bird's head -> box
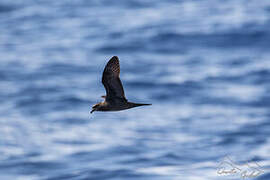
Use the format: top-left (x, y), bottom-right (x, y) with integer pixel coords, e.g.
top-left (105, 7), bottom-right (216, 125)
top-left (90, 103), bottom-right (101, 113)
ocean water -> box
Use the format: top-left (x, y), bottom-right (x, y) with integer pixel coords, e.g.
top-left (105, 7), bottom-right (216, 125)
top-left (0, 0), bottom-right (270, 179)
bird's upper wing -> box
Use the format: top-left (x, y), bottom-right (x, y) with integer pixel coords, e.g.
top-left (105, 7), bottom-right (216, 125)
top-left (102, 56), bottom-right (127, 103)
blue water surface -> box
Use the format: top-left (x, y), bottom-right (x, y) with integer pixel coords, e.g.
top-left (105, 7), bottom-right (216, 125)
top-left (0, 0), bottom-right (270, 179)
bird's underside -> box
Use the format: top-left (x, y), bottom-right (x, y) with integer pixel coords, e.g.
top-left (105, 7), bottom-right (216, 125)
top-left (96, 99), bottom-right (151, 112)
top-left (91, 56), bottom-right (151, 113)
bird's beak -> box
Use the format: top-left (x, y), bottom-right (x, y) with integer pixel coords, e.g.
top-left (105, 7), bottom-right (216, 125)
top-left (90, 108), bottom-right (96, 114)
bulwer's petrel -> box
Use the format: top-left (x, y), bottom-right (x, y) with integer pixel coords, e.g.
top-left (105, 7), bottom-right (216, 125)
top-left (91, 56), bottom-right (151, 113)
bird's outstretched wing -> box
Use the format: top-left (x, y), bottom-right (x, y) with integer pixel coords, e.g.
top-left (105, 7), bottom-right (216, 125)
top-left (102, 56), bottom-right (127, 103)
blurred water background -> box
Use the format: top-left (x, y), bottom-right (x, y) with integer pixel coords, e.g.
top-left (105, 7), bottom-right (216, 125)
top-left (0, 0), bottom-right (270, 179)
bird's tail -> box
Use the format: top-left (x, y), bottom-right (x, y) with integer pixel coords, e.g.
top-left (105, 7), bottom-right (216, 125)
top-left (128, 102), bottom-right (152, 108)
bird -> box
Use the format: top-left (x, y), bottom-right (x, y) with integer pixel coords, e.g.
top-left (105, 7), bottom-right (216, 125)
top-left (91, 56), bottom-right (151, 113)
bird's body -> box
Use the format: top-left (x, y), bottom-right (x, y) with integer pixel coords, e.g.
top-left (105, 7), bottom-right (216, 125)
top-left (91, 56), bottom-right (151, 113)
top-left (93, 100), bottom-right (150, 112)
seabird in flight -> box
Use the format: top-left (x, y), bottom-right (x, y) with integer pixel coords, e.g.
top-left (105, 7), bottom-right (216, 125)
top-left (91, 56), bottom-right (151, 113)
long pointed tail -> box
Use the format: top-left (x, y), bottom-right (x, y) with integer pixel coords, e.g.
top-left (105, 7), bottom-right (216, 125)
top-left (128, 102), bottom-right (152, 108)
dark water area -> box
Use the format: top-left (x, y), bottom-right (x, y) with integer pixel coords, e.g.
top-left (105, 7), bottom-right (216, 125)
top-left (0, 0), bottom-right (270, 179)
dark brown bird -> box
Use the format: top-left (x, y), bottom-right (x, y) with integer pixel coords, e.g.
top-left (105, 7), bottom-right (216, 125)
top-left (91, 56), bottom-right (151, 113)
